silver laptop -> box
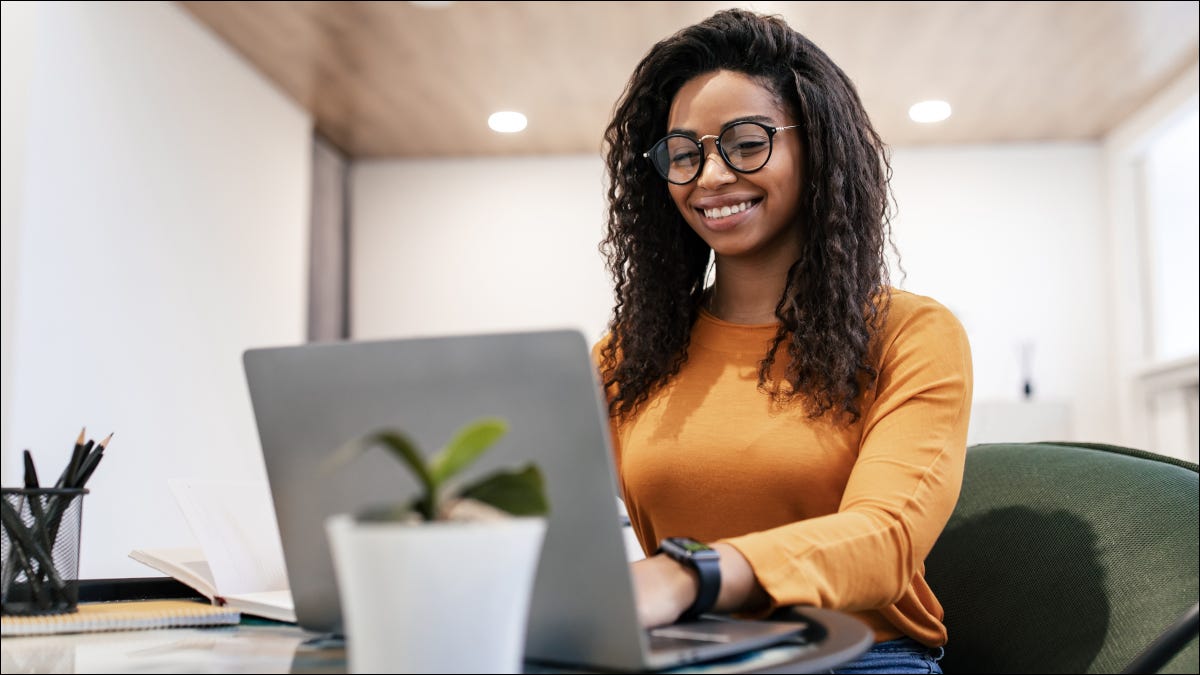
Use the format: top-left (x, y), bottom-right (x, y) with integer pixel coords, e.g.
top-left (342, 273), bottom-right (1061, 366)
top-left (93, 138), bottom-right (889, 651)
top-left (243, 329), bottom-right (808, 671)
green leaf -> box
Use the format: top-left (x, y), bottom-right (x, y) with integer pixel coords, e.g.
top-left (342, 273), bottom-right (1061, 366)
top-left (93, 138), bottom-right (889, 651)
top-left (429, 417), bottom-right (509, 486)
top-left (458, 464), bottom-right (549, 517)
top-left (325, 429), bottom-right (439, 521)
top-left (373, 431), bottom-right (438, 520)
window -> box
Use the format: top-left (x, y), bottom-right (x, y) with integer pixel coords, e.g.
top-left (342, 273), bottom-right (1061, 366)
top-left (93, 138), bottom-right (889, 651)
top-left (1135, 104), bottom-right (1199, 463)
top-left (1141, 108), bottom-right (1199, 362)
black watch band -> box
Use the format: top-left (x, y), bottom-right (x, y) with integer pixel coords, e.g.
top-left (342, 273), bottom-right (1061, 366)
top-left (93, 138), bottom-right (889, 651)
top-left (658, 537), bottom-right (721, 621)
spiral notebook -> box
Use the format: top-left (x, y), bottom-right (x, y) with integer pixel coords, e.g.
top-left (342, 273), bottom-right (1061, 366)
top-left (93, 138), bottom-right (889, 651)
top-left (1, 599), bottom-right (240, 636)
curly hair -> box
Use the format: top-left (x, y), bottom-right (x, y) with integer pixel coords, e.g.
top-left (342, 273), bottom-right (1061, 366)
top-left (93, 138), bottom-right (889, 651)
top-left (599, 8), bottom-right (895, 423)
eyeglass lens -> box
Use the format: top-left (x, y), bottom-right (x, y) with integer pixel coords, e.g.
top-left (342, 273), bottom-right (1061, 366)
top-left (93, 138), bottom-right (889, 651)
top-left (649, 122), bottom-right (775, 184)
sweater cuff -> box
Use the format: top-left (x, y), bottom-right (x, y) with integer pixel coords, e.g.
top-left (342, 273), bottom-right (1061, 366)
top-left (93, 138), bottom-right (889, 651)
top-left (722, 531), bottom-right (829, 613)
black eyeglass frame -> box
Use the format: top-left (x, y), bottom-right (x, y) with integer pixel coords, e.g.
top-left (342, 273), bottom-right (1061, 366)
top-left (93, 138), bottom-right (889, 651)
top-left (642, 121), bottom-right (802, 185)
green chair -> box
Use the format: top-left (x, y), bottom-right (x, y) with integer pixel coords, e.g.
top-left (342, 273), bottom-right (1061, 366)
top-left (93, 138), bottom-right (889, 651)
top-left (924, 442), bottom-right (1199, 674)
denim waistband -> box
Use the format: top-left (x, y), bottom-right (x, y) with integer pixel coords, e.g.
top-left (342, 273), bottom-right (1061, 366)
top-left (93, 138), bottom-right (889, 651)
top-left (873, 636), bottom-right (944, 660)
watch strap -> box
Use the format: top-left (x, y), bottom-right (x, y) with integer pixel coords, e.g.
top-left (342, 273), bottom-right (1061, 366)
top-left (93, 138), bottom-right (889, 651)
top-left (659, 538), bottom-right (722, 621)
top-left (682, 551), bottom-right (720, 620)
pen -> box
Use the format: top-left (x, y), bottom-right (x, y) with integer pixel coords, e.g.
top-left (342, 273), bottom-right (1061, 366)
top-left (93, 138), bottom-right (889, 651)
top-left (1, 498), bottom-right (63, 599)
top-left (21, 448), bottom-right (54, 578)
top-left (23, 450), bottom-right (40, 489)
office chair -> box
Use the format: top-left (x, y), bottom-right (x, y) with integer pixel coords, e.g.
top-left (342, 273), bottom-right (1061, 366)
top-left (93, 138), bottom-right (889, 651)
top-left (924, 442), bottom-right (1199, 674)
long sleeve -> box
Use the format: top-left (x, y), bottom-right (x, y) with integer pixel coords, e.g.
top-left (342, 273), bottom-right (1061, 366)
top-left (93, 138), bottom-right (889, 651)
top-left (601, 290), bottom-right (973, 645)
top-left (723, 297), bottom-right (972, 635)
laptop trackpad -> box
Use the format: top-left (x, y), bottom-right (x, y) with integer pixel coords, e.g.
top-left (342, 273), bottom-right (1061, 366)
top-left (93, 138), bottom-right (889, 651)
top-left (648, 618), bottom-right (808, 654)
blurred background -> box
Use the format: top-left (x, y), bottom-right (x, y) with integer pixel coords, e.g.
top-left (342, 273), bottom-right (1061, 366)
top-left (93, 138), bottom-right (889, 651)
top-left (2, 1), bottom-right (1197, 578)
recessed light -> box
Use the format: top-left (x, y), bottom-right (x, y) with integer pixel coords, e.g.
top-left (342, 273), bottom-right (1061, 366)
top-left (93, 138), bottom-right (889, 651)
top-left (908, 100), bottom-right (952, 124)
top-left (488, 111), bottom-right (527, 133)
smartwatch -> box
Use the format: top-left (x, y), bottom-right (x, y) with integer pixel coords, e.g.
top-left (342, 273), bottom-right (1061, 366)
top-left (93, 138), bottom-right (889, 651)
top-left (657, 537), bottom-right (721, 621)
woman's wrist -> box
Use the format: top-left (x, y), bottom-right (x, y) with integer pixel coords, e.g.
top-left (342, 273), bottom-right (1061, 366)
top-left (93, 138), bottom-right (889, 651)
top-left (637, 543), bottom-right (767, 622)
top-left (654, 552), bottom-right (702, 618)
top-left (630, 552), bottom-right (703, 627)
top-left (711, 542), bottom-right (768, 612)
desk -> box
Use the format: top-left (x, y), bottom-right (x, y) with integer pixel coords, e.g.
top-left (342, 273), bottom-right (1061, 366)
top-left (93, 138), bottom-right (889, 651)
top-left (1, 606), bottom-right (871, 674)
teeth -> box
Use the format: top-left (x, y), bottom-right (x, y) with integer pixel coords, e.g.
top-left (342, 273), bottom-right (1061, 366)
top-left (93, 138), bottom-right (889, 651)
top-left (703, 201), bottom-right (752, 220)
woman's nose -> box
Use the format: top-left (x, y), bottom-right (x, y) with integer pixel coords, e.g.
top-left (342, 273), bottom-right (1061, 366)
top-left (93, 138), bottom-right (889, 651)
top-left (696, 151), bottom-right (736, 189)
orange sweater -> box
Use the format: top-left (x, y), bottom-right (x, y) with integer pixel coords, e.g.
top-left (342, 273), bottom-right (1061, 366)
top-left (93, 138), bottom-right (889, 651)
top-left (595, 290), bottom-right (972, 646)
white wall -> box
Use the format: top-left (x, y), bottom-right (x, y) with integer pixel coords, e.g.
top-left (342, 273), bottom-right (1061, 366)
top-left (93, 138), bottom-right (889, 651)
top-left (1, 2), bottom-right (311, 578)
top-left (1, 1), bottom-right (37, 498)
top-left (352, 156), bottom-right (614, 346)
top-left (888, 143), bottom-right (1111, 443)
top-left (352, 145), bottom-right (1113, 443)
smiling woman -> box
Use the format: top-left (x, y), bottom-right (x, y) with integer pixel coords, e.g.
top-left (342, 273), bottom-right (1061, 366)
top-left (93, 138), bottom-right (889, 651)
top-left (659, 71), bottom-right (806, 290)
top-left (594, 9), bottom-right (972, 674)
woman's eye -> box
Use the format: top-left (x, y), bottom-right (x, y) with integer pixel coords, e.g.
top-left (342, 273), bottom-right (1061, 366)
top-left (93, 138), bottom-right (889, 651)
top-left (731, 140), bottom-right (768, 154)
top-left (670, 151), bottom-right (701, 166)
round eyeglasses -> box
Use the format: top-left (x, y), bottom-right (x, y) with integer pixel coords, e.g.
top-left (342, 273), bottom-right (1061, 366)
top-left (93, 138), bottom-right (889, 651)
top-left (643, 121), bottom-right (801, 185)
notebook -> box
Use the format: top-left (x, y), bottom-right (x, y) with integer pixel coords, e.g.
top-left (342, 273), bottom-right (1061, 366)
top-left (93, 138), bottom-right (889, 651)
top-left (242, 329), bottom-right (808, 671)
top-left (0, 599), bottom-right (240, 636)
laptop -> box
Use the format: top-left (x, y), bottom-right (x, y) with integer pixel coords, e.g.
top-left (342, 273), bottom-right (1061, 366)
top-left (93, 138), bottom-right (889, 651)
top-left (243, 329), bottom-right (809, 671)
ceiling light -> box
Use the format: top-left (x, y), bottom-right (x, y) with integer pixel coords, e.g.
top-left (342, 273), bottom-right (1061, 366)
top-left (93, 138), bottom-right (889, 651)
top-left (488, 111), bottom-right (527, 133)
top-left (908, 100), bottom-right (952, 124)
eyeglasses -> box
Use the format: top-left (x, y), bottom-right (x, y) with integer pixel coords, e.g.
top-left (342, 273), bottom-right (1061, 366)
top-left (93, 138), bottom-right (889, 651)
top-left (643, 121), bottom-right (801, 185)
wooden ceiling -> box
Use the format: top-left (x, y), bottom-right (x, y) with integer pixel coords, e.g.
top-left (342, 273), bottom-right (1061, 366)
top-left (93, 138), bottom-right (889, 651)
top-left (179, 1), bottom-right (1199, 159)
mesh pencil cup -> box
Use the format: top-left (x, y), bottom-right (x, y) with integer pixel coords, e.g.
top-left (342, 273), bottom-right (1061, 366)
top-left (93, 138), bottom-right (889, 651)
top-left (1, 488), bottom-right (88, 615)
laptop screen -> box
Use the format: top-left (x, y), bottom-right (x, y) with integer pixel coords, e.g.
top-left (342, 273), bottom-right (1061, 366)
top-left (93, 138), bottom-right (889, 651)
top-left (245, 330), bottom-right (652, 669)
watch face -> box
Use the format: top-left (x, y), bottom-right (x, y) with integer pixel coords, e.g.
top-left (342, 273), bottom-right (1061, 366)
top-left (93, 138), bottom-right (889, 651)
top-left (664, 537), bottom-right (719, 560)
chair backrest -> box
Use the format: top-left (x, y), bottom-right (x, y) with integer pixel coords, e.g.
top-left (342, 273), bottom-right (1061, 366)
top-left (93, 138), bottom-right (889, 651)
top-left (925, 442), bottom-right (1199, 674)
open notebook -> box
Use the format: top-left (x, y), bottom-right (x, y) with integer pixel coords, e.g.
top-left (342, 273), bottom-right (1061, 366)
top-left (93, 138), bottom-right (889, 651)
top-left (128, 479), bottom-right (294, 623)
top-left (244, 329), bottom-right (809, 671)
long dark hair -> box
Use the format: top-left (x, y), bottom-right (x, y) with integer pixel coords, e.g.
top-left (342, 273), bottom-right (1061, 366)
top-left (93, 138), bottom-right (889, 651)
top-left (599, 8), bottom-right (895, 423)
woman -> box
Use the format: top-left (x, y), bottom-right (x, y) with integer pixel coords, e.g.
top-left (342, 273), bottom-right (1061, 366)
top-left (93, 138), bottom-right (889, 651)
top-left (594, 9), bottom-right (972, 674)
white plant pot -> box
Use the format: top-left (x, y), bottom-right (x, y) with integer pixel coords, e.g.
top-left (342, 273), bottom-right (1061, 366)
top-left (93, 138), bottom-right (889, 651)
top-left (325, 514), bottom-right (547, 674)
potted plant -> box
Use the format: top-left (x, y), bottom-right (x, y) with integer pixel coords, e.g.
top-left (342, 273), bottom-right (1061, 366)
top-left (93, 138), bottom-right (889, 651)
top-left (323, 416), bottom-right (549, 674)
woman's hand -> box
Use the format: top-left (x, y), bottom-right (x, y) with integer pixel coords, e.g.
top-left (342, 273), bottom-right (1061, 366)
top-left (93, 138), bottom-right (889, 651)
top-left (630, 542), bottom-right (770, 628)
top-left (630, 553), bottom-right (698, 628)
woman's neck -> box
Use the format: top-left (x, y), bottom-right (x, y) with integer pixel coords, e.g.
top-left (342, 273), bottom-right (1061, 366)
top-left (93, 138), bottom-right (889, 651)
top-left (707, 259), bottom-right (790, 325)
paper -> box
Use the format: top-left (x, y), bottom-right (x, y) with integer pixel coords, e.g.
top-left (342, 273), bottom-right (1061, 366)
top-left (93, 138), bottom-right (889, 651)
top-left (167, 479), bottom-right (290, 597)
top-left (128, 480), bottom-right (295, 623)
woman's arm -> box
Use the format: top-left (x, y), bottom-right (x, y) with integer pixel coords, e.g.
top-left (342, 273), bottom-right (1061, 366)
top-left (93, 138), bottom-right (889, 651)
top-left (631, 297), bottom-right (972, 626)
top-left (631, 542), bottom-right (767, 627)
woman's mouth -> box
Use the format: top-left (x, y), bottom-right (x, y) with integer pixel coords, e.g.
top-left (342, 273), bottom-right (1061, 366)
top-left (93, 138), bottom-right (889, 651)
top-left (701, 200), bottom-right (756, 220)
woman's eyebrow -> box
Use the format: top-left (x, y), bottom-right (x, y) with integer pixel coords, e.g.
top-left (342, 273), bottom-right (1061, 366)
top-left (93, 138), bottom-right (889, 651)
top-left (666, 114), bottom-right (778, 136)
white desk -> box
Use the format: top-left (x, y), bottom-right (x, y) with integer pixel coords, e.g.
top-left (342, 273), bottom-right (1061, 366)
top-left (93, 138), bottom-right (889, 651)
top-left (1, 607), bottom-right (872, 674)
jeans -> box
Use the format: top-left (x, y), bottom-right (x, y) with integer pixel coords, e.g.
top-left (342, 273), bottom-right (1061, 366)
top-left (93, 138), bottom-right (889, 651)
top-left (831, 637), bottom-right (944, 674)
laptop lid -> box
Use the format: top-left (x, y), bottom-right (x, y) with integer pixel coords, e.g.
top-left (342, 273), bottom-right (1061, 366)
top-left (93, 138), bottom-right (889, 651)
top-left (243, 329), bottom-right (803, 671)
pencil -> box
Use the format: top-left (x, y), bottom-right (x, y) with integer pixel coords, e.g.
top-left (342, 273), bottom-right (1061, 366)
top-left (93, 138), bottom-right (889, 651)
top-left (56, 428), bottom-right (87, 488)
top-left (72, 433), bottom-right (113, 489)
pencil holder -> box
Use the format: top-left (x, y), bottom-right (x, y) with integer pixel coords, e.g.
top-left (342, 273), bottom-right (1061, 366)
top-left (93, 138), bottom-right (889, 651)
top-left (1, 487), bottom-right (88, 615)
